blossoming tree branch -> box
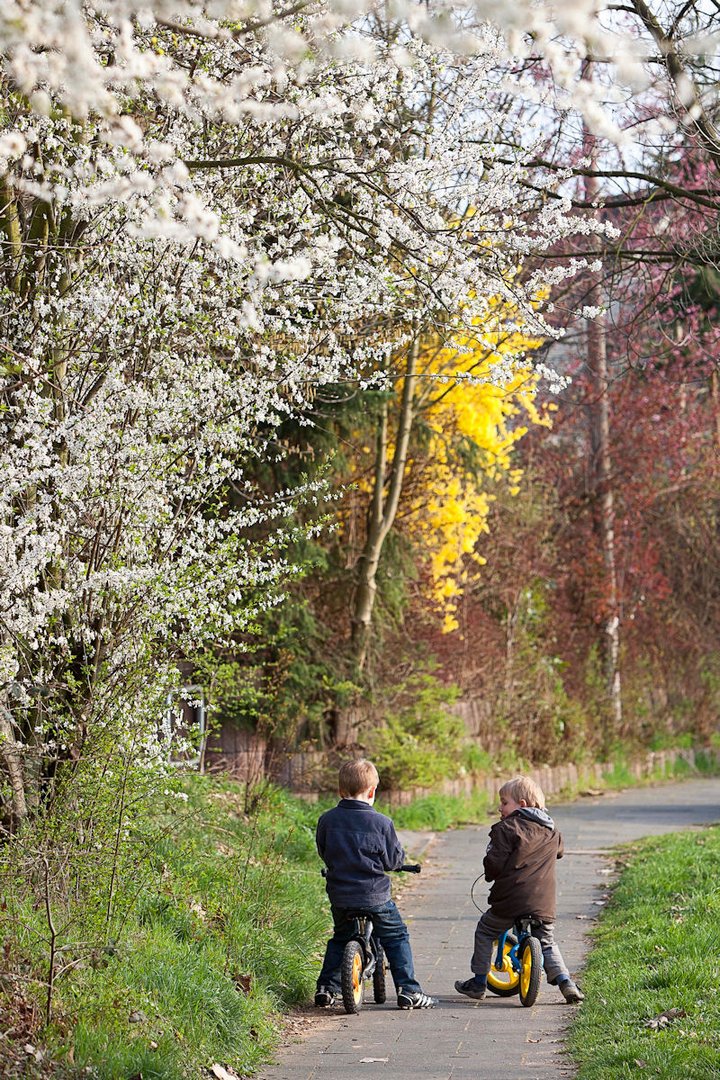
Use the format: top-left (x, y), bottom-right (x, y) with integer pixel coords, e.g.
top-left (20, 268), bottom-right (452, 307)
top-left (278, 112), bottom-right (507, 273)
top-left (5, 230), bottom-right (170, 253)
top-left (0, 0), bottom-right (715, 826)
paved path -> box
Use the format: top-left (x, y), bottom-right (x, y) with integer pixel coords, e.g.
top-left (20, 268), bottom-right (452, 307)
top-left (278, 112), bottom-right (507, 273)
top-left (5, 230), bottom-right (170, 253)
top-left (261, 777), bottom-right (719, 1080)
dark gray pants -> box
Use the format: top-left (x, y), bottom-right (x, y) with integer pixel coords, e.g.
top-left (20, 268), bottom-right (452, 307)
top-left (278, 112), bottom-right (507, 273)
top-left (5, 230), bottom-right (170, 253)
top-left (471, 909), bottom-right (570, 984)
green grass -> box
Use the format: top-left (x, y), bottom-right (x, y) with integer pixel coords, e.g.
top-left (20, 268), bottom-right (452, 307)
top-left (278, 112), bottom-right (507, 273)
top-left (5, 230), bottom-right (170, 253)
top-left (1, 777), bottom-right (331, 1079)
top-left (604, 747), bottom-right (720, 790)
top-left (570, 826), bottom-right (720, 1079)
top-left (376, 789), bottom-right (493, 830)
top-left (3, 752), bottom-right (717, 1078)
top-left (2, 777), bottom-right (494, 1079)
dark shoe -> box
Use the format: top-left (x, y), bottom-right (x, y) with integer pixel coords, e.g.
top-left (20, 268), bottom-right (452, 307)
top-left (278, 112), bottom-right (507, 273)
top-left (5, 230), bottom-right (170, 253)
top-left (454, 977), bottom-right (486, 1000)
top-left (397, 989), bottom-right (437, 1010)
top-left (314, 986), bottom-right (337, 1007)
top-left (559, 979), bottom-right (584, 1003)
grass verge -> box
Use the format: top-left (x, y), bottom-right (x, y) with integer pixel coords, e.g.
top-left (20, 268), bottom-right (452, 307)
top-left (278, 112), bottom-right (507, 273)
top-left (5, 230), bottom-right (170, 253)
top-left (2, 752), bottom-right (717, 1078)
top-left (376, 789), bottom-right (493, 830)
top-left (381, 746), bottom-right (720, 830)
top-left (1, 776), bottom-right (331, 1079)
top-left (570, 825), bottom-right (720, 1079)
top-left (4, 775), bottom-right (479, 1080)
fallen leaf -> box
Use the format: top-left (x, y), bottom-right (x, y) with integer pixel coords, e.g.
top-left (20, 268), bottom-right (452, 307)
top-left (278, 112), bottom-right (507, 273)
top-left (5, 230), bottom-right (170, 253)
top-left (633, 1059), bottom-right (647, 1068)
top-left (210, 1065), bottom-right (241, 1080)
top-left (643, 1007), bottom-right (686, 1030)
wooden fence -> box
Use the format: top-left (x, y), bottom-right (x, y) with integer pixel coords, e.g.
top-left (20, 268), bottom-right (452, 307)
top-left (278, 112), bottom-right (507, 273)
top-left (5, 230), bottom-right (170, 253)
top-left (204, 726), bottom-right (718, 804)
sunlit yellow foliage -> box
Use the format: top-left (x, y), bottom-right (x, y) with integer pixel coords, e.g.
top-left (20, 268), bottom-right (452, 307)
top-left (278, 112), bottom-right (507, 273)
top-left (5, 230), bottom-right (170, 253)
top-left (340, 296), bottom-right (552, 635)
top-left (405, 317), bottom-right (550, 633)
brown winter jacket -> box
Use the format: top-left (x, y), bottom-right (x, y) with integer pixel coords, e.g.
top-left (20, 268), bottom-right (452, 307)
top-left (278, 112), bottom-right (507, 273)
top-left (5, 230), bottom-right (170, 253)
top-left (483, 807), bottom-right (563, 921)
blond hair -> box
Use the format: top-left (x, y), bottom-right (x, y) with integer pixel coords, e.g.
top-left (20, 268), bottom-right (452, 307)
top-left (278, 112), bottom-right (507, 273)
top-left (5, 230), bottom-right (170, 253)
top-left (499, 775), bottom-right (545, 809)
top-left (338, 758), bottom-right (379, 798)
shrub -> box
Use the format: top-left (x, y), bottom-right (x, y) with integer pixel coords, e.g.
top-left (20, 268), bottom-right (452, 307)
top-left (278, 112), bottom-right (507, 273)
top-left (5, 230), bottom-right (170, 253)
top-left (367, 674), bottom-right (464, 789)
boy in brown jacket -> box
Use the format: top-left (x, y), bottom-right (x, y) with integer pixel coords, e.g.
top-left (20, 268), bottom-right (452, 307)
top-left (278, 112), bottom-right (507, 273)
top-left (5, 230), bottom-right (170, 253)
top-left (454, 775), bottom-right (584, 1003)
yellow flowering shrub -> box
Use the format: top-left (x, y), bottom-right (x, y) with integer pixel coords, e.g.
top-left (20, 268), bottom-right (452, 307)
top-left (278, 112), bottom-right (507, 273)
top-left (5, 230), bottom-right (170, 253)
top-left (403, 319), bottom-right (550, 633)
top-left (339, 299), bottom-right (552, 636)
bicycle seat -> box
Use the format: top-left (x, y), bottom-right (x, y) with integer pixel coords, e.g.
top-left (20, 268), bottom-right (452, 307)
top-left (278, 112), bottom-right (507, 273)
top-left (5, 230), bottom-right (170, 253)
top-left (515, 915), bottom-right (543, 931)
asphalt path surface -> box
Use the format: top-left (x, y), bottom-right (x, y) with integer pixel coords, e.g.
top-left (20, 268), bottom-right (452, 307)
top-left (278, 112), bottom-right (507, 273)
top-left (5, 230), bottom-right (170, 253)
top-left (260, 777), bottom-right (719, 1080)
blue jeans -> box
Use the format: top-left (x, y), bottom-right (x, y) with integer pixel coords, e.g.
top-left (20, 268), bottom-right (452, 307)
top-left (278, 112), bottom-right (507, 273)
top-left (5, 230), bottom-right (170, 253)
top-left (317, 899), bottom-right (421, 995)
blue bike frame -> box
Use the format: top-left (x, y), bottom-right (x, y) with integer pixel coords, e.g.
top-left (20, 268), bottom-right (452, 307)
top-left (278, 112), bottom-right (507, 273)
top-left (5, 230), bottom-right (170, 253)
top-left (493, 917), bottom-right (544, 975)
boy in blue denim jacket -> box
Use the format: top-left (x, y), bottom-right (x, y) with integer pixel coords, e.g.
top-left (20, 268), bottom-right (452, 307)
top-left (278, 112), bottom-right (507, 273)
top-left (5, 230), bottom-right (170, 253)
top-left (315, 758), bottom-right (435, 1010)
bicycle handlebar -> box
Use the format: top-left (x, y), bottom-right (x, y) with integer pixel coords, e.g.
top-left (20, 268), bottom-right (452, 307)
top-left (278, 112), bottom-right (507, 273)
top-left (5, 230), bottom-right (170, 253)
top-left (321, 862), bottom-right (421, 877)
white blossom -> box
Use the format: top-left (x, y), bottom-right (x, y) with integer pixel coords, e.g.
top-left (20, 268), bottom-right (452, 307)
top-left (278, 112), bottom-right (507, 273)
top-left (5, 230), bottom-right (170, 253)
top-left (0, 0), bottom-right (688, 768)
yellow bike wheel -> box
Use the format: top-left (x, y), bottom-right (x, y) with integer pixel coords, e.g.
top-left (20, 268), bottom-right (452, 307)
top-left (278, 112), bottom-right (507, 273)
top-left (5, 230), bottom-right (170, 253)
top-left (341, 940), bottom-right (365, 1014)
top-left (519, 936), bottom-right (542, 1007)
top-left (486, 934), bottom-right (520, 997)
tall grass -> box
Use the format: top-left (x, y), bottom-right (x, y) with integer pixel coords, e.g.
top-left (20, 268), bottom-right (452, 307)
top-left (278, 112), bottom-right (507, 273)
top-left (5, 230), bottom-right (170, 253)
top-left (1, 777), bottom-right (330, 1078)
top-left (570, 826), bottom-right (720, 1079)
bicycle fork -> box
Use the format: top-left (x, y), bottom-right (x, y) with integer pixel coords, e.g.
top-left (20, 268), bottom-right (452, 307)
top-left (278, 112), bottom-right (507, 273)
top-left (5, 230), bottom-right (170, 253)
top-left (494, 918), bottom-right (539, 974)
top-left (494, 930), bottom-right (514, 972)
top-left (359, 917), bottom-right (378, 978)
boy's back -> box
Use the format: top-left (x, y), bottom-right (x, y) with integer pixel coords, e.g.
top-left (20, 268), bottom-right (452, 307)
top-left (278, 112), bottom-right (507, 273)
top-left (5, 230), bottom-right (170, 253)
top-left (454, 775), bottom-right (583, 1005)
top-left (317, 798), bottom-right (404, 908)
top-left (314, 757), bottom-right (436, 1010)
top-left (484, 806), bottom-right (563, 921)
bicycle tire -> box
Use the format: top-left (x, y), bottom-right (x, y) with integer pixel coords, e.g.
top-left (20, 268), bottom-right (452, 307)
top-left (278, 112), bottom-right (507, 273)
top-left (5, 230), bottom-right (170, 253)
top-left (372, 940), bottom-right (387, 1003)
top-left (341, 940), bottom-right (365, 1014)
top-left (518, 935), bottom-right (542, 1007)
top-left (486, 933), bottom-right (520, 997)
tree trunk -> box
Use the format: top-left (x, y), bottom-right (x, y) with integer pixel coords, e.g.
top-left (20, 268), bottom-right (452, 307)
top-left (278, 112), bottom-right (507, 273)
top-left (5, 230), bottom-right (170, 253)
top-left (586, 300), bottom-right (623, 730)
top-left (711, 368), bottom-right (720, 454)
top-left (583, 63), bottom-right (623, 732)
top-left (350, 335), bottom-right (419, 672)
top-left (0, 703), bottom-right (28, 831)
